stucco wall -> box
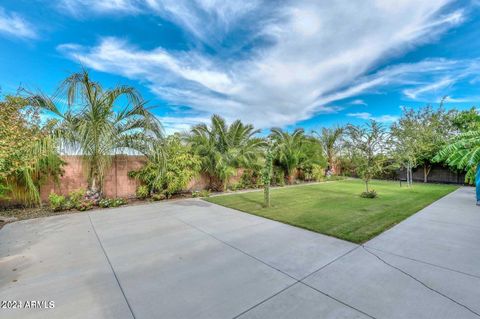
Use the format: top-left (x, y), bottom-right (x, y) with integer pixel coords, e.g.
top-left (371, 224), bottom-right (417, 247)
top-left (39, 156), bottom-right (245, 201)
top-left (40, 155), bottom-right (146, 200)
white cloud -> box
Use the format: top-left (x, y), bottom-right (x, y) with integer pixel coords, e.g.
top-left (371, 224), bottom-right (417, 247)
top-left (347, 112), bottom-right (398, 123)
top-left (350, 99), bottom-right (367, 106)
top-left (57, 0), bottom-right (262, 43)
top-left (59, 0), bottom-right (467, 128)
top-left (58, 0), bottom-right (141, 16)
top-left (403, 77), bottom-right (454, 99)
top-left (157, 115), bottom-right (211, 134)
top-left (0, 7), bottom-right (37, 39)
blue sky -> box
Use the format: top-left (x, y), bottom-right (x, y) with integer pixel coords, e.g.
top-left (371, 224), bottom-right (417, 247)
top-left (1, 0), bottom-right (480, 133)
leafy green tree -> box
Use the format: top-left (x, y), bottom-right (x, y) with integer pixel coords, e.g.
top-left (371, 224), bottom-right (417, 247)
top-left (187, 115), bottom-right (265, 190)
top-left (0, 96), bottom-right (63, 205)
top-left (345, 121), bottom-right (389, 193)
top-left (390, 105), bottom-right (454, 183)
top-left (452, 107), bottom-right (480, 132)
top-left (30, 70), bottom-right (162, 195)
top-left (314, 127), bottom-right (343, 175)
top-left (130, 134), bottom-right (201, 196)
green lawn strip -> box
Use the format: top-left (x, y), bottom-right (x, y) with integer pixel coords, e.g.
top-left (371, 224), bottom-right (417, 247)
top-left (205, 179), bottom-right (459, 243)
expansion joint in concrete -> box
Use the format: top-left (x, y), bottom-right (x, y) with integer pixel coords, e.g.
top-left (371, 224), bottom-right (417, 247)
top-left (362, 246), bottom-right (480, 318)
top-left (87, 214), bottom-right (137, 319)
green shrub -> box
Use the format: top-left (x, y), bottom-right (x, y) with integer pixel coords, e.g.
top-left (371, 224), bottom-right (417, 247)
top-left (68, 188), bottom-right (85, 207)
top-left (136, 185), bottom-right (149, 199)
top-left (130, 135), bottom-right (201, 196)
top-left (110, 198), bottom-right (127, 207)
top-left (151, 193), bottom-right (166, 201)
top-left (238, 169), bottom-right (260, 189)
top-left (97, 197), bottom-right (127, 208)
top-left (63, 199), bottom-right (75, 210)
top-left (272, 168), bottom-right (285, 186)
top-left (48, 192), bottom-right (66, 211)
top-left (360, 190), bottom-right (377, 198)
top-left (76, 200), bottom-right (94, 211)
top-left (192, 190), bottom-right (211, 198)
top-left (228, 183), bottom-right (241, 191)
top-left (98, 198), bottom-right (112, 208)
top-left (311, 164), bottom-right (325, 182)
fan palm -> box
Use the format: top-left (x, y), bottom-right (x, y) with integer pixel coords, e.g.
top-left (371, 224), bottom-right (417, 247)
top-left (434, 130), bottom-right (480, 204)
top-left (30, 70), bottom-right (163, 194)
top-left (269, 128), bottom-right (306, 184)
top-left (314, 127), bottom-right (343, 175)
top-left (187, 115), bottom-right (265, 190)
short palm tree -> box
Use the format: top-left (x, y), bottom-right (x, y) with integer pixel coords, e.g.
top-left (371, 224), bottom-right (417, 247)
top-left (30, 70), bottom-right (163, 194)
top-left (314, 127), bottom-right (343, 175)
top-left (434, 130), bottom-right (480, 204)
top-left (187, 115), bottom-right (264, 190)
top-left (269, 128), bottom-right (306, 183)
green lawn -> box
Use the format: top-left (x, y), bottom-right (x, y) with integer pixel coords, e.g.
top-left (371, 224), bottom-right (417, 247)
top-left (206, 179), bottom-right (459, 243)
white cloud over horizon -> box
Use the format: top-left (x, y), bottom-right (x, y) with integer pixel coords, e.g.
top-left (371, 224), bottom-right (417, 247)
top-left (0, 7), bottom-right (37, 39)
top-left (347, 112), bottom-right (399, 123)
top-left (57, 0), bottom-right (470, 128)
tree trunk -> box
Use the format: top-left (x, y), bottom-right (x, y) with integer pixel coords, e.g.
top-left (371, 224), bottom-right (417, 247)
top-left (287, 170), bottom-right (295, 184)
top-left (406, 163), bottom-right (413, 187)
top-left (423, 164), bottom-right (431, 183)
top-left (365, 180), bottom-right (369, 192)
top-left (407, 165), bottom-right (411, 186)
top-left (264, 184), bottom-right (270, 208)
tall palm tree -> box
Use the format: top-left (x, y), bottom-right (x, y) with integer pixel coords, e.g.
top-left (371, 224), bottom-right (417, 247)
top-left (434, 130), bottom-right (480, 204)
top-left (187, 115), bottom-right (265, 190)
top-left (269, 128), bottom-right (306, 184)
top-left (30, 70), bottom-right (163, 194)
top-left (314, 127), bottom-right (343, 175)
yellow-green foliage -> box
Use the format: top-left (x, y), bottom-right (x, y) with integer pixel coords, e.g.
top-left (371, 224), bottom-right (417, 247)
top-left (163, 135), bottom-right (201, 195)
top-left (48, 192), bottom-right (66, 211)
top-left (131, 135), bottom-right (201, 196)
top-left (0, 96), bottom-right (63, 205)
top-left (135, 185), bottom-right (149, 199)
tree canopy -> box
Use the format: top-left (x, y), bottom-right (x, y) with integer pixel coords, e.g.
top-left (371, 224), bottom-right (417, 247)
top-left (30, 70), bottom-right (163, 193)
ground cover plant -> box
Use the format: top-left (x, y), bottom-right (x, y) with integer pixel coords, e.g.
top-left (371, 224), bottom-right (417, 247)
top-left (206, 179), bottom-right (458, 243)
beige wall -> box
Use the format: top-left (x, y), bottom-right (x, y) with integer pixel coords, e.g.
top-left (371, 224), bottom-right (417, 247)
top-left (39, 156), bottom-right (245, 201)
top-left (40, 155), bottom-right (146, 200)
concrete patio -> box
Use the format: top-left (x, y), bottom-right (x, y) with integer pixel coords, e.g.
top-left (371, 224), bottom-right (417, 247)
top-left (0, 187), bottom-right (479, 318)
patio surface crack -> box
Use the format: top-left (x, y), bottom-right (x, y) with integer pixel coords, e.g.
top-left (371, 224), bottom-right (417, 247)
top-left (362, 246), bottom-right (480, 317)
top-left (88, 213), bottom-right (137, 319)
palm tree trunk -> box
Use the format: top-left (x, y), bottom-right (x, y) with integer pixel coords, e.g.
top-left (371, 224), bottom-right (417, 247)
top-left (476, 164), bottom-right (480, 206)
top-left (287, 173), bottom-right (294, 184)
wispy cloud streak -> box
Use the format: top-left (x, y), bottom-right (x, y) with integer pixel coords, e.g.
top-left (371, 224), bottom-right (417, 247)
top-left (0, 7), bottom-right (37, 39)
top-left (58, 0), bottom-right (467, 128)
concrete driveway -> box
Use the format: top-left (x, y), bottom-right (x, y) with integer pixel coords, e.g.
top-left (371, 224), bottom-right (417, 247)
top-left (1, 187), bottom-right (479, 319)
